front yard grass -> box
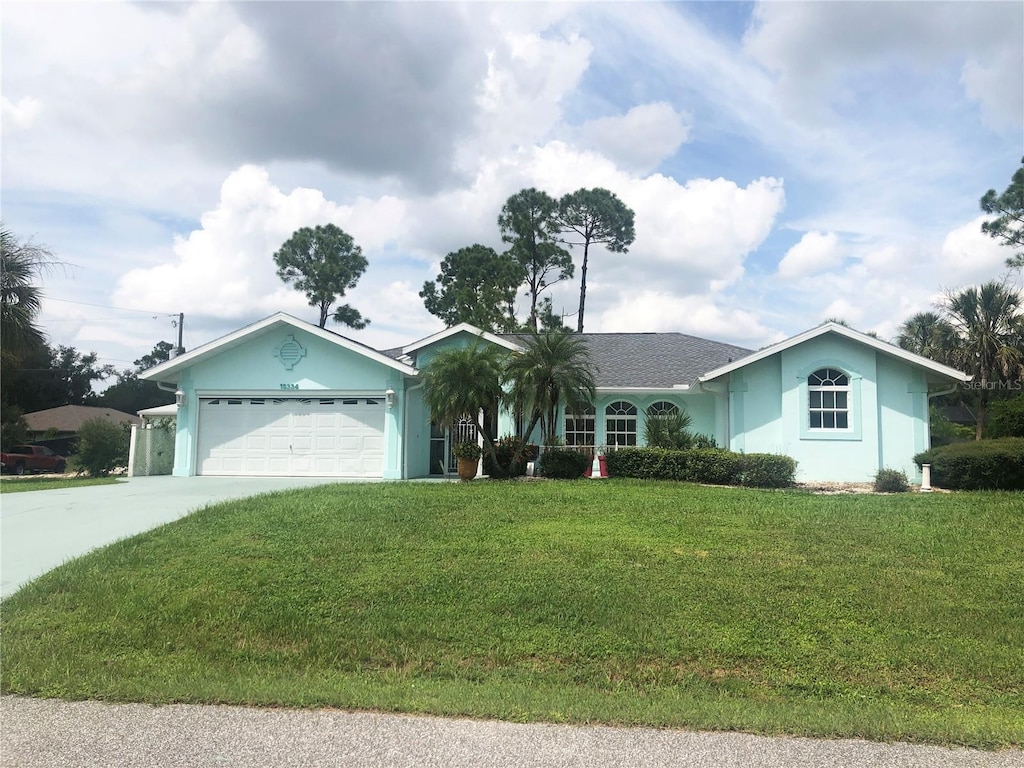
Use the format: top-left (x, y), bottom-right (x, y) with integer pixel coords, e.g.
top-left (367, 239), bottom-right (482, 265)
top-left (0, 475), bottom-right (122, 493)
top-left (1, 480), bottom-right (1021, 747)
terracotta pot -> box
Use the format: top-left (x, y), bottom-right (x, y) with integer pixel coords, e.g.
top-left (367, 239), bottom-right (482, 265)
top-left (456, 457), bottom-right (479, 481)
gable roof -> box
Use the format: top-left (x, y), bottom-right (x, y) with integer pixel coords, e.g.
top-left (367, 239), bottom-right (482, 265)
top-left (139, 312), bottom-right (418, 381)
top-left (502, 332), bottom-right (753, 389)
top-left (699, 322), bottom-right (971, 383)
top-left (402, 323), bottom-right (523, 359)
top-left (24, 405), bottom-right (141, 433)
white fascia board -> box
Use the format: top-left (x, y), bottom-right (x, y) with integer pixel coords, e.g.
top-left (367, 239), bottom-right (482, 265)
top-left (137, 403), bottom-right (178, 418)
top-left (596, 386), bottom-right (691, 393)
top-left (698, 322), bottom-right (971, 384)
top-left (402, 322), bottom-right (523, 356)
top-left (140, 312), bottom-right (418, 381)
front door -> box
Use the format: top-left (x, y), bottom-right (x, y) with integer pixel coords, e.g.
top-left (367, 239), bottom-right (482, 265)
top-left (429, 417), bottom-right (478, 475)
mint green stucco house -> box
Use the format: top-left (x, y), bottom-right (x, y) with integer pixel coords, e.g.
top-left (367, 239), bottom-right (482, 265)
top-left (140, 313), bottom-right (969, 483)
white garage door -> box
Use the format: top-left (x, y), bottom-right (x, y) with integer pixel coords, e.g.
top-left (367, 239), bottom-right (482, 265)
top-left (197, 397), bottom-right (385, 477)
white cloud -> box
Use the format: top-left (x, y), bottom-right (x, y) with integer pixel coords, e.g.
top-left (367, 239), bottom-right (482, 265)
top-left (578, 102), bottom-right (691, 174)
top-left (1, 96), bottom-right (42, 130)
top-left (938, 215), bottom-right (1013, 286)
top-left (743, 1), bottom-right (1023, 129)
top-left (777, 231), bottom-right (842, 278)
top-left (111, 166), bottom-right (407, 329)
top-left (470, 28), bottom-right (593, 165)
top-left (597, 290), bottom-right (782, 347)
top-left (962, 51), bottom-right (1024, 132)
top-left (621, 174), bottom-right (784, 287)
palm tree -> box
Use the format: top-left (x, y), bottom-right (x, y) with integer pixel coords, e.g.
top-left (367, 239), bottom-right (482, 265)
top-left (941, 281), bottom-right (1024, 439)
top-left (1, 227), bottom-right (52, 356)
top-left (896, 311), bottom-right (957, 365)
top-left (420, 341), bottom-right (508, 464)
top-left (504, 329), bottom-right (596, 450)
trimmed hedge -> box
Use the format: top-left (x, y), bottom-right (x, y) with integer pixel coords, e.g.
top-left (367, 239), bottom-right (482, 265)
top-left (537, 448), bottom-right (591, 479)
top-left (604, 447), bottom-right (796, 489)
top-left (742, 453), bottom-right (799, 489)
top-left (914, 438), bottom-right (1024, 490)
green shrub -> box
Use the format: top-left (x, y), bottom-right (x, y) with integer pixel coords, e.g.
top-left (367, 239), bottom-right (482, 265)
top-left (537, 448), bottom-right (590, 479)
top-left (740, 453), bottom-right (797, 488)
top-left (605, 447), bottom-right (794, 488)
top-left (692, 433), bottom-right (719, 449)
top-left (75, 418), bottom-right (130, 477)
top-left (687, 448), bottom-right (742, 485)
top-left (987, 395), bottom-right (1024, 438)
top-left (483, 436), bottom-right (537, 479)
top-left (873, 468), bottom-right (910, 493)
top-left (643, 411), bottom-right (694, 450)
top-left (604, 448), bottom-right (685, 479)
top-left (914, 438), bottom-right (1024, 490)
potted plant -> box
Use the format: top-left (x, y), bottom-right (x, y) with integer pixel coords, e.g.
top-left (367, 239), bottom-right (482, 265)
top-left (452, 441), bottom-right (482, 481)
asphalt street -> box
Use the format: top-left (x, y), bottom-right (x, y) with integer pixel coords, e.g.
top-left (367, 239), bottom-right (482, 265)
top-left (2, 697), bottom-right (1022, 768)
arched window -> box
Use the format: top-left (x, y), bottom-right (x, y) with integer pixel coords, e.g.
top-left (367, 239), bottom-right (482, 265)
top-left (808, 368), bottom-right (850, 429)
top-left (605, 401), bottom-right (638, 446)
top-left (646, 401), bottom-right (679, 417)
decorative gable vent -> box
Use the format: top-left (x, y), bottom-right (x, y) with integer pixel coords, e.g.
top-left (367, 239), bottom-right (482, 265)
top-left (274, 334), bottom-right (307, 370)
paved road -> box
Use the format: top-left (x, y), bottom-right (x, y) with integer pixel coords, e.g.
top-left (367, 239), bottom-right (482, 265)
top-left (0, 475), bottom-right (347, 598)
top-left (2, 697), bottom-right (1020, 768)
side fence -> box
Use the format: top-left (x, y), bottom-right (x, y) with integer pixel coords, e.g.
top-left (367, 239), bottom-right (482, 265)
top-left (127, 424), bottom-right (175, 477)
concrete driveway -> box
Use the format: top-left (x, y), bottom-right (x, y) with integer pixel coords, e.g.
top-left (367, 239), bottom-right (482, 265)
top-left (0, 475), bottom-right (348, 599)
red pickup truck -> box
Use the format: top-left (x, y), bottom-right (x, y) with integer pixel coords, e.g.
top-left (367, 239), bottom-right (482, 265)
top-left (0, 445), bottom-right (67, 475)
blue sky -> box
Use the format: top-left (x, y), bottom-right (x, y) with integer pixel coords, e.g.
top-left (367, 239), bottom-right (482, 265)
top-left (3, 1), bottom-right (1021, 373)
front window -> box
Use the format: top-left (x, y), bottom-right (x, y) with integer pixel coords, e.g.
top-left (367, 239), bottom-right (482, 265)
top-left (564, 406), bottom-right (595, 450)
top-left (646, 401), bottom-right (679, 417)
top-left (605, 400), bottom-right (638, 447)
top-left (808, 368), bottom-right (850, 429)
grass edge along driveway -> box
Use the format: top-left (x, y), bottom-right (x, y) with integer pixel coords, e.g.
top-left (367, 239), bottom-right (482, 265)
top-left (2, 480), bottom-right (1021, 748)
top-left (0, 475), bottom-right (122, 493)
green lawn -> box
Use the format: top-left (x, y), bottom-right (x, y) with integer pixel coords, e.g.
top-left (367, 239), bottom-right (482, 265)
top-left (0, 475), bottom-right (122, 493)
top-left (2, 480), bottom-right (1021, 747)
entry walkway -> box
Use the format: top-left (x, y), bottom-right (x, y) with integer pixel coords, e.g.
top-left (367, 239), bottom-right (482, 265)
top-left (0, 476), bottom-right (346, 599)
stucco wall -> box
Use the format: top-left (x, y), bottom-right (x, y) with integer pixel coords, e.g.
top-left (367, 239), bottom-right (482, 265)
top-left (725, 334), bottom-right (932, 483)
top-left (876, 354), bottom-right (929, 481)
top-left (556, 392), bottom-right (720, 451)
top-left (171, 326), bottom-right (408, 477)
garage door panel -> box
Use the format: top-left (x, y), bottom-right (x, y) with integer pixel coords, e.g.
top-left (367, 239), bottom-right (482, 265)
top-left (197, 397), bottom-right (385, 477)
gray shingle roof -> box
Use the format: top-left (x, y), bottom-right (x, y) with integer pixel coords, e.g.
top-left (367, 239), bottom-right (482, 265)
top-left (501, 333), bottom-right (754, 389)
top-left (374, 327), bottom-right (752, 387)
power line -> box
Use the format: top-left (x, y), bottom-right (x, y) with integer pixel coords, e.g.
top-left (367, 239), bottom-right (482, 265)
top-left (45, 317), bottom-right (174, 323)
top-left (46, 296), bottom-right (178, 316)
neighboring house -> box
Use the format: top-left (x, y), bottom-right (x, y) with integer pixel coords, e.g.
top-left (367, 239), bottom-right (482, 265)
top-left (139, 313), bottom-right (970, 483)
top-left (21, 405), bottom-right (142, 456)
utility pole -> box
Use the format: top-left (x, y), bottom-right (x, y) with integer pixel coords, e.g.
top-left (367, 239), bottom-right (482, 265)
top-left (173, 313), bottom-right (184, 355)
